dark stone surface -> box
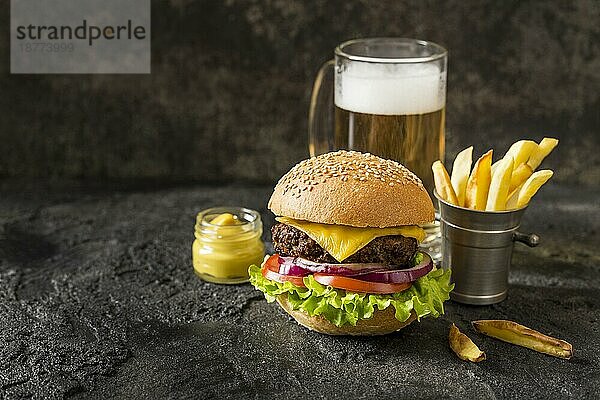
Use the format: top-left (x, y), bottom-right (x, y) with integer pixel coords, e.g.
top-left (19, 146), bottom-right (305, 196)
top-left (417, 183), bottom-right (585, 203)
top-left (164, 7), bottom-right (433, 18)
top-left (0, 181), bottom-right (598, 399)
top-left (1, 1), bottom-right (599, 187)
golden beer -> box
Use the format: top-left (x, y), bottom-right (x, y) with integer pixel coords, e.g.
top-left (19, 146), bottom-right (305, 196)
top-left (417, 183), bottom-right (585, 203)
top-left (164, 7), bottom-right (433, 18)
top-left (334, 107), bottom-right (445, 195)
top-left (308, 38), bottom-right (448, 259)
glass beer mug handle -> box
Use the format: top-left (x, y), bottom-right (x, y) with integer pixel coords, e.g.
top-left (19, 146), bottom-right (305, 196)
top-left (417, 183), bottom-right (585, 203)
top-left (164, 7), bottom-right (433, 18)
top-left (308, 59), bottom-right (335, 157)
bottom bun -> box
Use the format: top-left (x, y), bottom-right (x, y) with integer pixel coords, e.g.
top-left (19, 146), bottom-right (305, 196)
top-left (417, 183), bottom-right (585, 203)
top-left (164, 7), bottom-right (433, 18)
top-left (276, 295), bottom-right (416, 336)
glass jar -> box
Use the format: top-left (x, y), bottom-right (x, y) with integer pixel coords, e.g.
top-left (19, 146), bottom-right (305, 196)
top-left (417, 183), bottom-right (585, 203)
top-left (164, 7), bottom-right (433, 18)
top-left (192, 207), bottom-right (265, 284)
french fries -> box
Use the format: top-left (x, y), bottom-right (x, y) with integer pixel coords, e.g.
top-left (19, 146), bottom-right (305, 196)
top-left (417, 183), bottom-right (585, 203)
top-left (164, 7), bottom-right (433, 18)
top-left (508, 137), bottom-right (558, 193)
top-left (485, 156), bottom-right (513, 211)
top-left (505, 182), bottom-right (523, 209)
top-left (527, 138), bottom-right (559, 170)
top-left (516, 170), bottom-right (554, 208)
top-left (490, 160), bottom-right (500, 176)
top-left (472, 320), bottom-right (573, 360)
top-left (449, 323), bottom-right (486, 362)
top-left (432, 160), bottom-right (459, 205)
top-left (464, 150), bottom-right (492, 210)
top-left (450, 146), bottom-right (473, 207)
top-left (492, 140), bottom-right (536, 177)
top-left (505, 140), bottom-right (538, 167)
top-left (508, 163), bottom-right (533, 193)
top-left (433, 137), bottom-right (558, 211)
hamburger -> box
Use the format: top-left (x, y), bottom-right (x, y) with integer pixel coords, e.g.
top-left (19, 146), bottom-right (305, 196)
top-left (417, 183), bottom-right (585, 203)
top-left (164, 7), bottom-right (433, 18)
top-left (249, 150), bottom-right (453, 335)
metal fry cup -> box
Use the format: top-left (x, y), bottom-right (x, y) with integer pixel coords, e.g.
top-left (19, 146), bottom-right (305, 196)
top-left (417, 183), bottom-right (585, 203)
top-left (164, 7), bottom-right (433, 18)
top-left (435, 192), bottom-right (540, 305)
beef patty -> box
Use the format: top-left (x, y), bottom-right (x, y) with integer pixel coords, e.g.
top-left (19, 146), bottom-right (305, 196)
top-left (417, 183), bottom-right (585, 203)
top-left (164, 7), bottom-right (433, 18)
top-left (271, 223), bottom-right (418, 266)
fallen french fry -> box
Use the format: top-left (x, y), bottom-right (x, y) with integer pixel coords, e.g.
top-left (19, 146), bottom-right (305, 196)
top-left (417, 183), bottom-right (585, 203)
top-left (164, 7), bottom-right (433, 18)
top-left (450, 146), bottom-right (473, 207)
top-left (486, 156), bottom-right (514, 211)
top-left (465, 150), bottom-right (493, 210)
top-left (472, 320), bottom-right (573, 360)
top-left (516, 170), bottom-right (553, 208)
top-left (432, 160), bottom-right (459, 205)
top-left (449, 323), bottom-right (486, 362)
top-left (504, 140), bottom-right (538, 167)
top-left (527, 137), bottom-right (559, 170)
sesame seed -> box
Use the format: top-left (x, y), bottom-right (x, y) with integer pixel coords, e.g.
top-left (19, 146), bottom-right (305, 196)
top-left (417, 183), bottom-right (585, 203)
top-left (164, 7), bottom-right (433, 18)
top-left (275, 150), bottom-right (425, 192)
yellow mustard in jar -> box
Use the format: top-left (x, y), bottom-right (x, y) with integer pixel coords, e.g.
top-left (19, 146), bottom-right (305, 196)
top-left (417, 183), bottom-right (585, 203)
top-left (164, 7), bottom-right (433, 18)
top-left (192, 207), bottom-right (265, 284)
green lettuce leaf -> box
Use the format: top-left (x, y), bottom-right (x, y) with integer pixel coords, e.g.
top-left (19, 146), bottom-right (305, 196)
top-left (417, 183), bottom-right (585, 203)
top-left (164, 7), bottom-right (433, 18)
top-left (248, 257), bottom-right (454, 327)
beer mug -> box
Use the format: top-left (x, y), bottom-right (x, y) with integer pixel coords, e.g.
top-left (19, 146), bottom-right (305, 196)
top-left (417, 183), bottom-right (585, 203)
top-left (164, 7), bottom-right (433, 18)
top-left (309, 37), bottom-right (447, 195)
top-left (308, 38), bottom-right (448, 258)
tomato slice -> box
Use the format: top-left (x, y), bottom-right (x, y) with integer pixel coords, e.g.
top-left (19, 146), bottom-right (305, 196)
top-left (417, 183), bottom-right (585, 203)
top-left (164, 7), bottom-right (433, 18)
top-left (260, 254), bottom-right (411, 293)
top-left (313, 273), bottom-right (411, 294)
top-left (261, 254), bottom-right (306, 287)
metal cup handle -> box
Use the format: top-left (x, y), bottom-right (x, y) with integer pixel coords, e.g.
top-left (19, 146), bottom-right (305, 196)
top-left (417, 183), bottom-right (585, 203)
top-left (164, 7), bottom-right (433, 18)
top-left (513, 231), bottom-right (540, 247)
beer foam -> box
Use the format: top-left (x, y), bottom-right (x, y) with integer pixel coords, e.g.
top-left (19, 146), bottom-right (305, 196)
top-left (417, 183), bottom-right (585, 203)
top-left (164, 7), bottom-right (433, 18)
top-left (335, 63), bottom-right (445, 115)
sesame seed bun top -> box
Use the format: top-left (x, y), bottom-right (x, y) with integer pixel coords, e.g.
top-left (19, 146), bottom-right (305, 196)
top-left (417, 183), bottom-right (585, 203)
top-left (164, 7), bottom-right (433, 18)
top-left (268, 150), bottom-right (435, 227)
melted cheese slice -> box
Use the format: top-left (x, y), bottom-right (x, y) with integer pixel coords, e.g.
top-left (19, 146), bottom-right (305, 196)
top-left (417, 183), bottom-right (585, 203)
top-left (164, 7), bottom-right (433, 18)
top-left (276, 217), bottom-right (426, 262)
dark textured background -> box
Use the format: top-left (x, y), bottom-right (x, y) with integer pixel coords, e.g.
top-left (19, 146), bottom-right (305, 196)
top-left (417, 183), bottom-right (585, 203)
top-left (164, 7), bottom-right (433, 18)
top-left (1, 0), bottom-right (599, 186)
